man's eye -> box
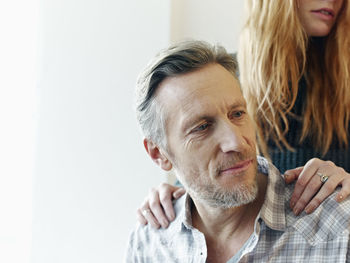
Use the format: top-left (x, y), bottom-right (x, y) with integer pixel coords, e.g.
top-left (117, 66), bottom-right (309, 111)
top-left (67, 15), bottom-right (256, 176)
top-left (231, 111), bottom-right (245, 118)
top-left (193, 123), bottom-right (210, 132)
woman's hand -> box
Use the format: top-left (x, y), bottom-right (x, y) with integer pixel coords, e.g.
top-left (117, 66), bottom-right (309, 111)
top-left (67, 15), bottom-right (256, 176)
top-left (284, 158), bottom-right (350, 215)
top-left (136, 183), bottom-right (186, 229)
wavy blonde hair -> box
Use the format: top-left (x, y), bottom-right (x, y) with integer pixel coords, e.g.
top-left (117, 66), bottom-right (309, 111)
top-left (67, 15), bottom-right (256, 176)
top-left (238, 0), bottom-right (350, 157)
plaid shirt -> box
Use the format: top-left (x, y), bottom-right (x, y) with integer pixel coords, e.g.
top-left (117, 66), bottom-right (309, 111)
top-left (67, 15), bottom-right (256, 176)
top-left (125, 157), bottom-right (350, 262)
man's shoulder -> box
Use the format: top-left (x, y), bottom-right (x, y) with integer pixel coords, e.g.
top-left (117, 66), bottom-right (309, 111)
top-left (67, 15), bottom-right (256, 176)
top-left (258, 155), bottom-right (350, 241)
top-left (125, 195), bottom-right (188, 262)
top-left (291, 190), bottom-right (350, 245)
top-left (132, 194), bottom-right (186, 242)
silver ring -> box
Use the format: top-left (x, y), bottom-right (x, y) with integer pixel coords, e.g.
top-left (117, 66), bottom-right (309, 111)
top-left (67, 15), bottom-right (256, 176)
top-left (317, 172), bottom-right (329, 184)
top-left (142, 209), bottom-right (151, 217)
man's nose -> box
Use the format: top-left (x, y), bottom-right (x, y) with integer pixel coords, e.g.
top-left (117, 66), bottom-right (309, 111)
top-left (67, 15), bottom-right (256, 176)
top-left (218, 121), bottom-right (248, 153)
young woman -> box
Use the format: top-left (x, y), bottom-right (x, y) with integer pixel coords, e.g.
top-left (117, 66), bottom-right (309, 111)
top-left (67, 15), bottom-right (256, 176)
top-left (239, 0), bottom-right (349, 171)
top-left (137, 0), bottom-right (350, 229)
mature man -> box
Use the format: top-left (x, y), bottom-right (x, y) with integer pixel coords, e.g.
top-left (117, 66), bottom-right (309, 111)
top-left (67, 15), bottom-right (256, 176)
top-left (126, 41), bottom-right (350, 262)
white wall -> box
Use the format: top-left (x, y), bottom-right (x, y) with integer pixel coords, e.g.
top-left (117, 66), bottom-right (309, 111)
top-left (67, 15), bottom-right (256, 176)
top-left (33, 1), bottom-right (170, 262)
top-left (0, 1), bottom-right (38, 263)
top-left (171, 0), bottom-right (244, 52)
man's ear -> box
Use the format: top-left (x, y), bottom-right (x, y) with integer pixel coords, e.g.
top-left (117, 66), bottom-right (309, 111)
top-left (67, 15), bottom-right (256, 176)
top-left (143, 138), bottom-right (172, 171)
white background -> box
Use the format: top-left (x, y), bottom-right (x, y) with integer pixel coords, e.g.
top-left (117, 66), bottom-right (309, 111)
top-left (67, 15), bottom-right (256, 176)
top-left (0, 1), bottom-right (243, 262)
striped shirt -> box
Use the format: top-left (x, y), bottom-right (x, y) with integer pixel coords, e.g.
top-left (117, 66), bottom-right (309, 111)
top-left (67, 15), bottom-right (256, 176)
top-left (125, 157), bottom-right (350, 262)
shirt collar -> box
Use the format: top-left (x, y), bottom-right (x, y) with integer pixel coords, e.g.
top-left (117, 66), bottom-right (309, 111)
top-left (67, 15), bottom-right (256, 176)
top-left (165, 193), bottom-right (193, 239)
top-left (257, 156), bottom-right (286, 231)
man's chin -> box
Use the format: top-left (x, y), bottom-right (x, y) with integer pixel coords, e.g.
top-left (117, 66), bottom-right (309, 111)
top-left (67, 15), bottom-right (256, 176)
top-left (216, 163), bottom-right (258, 191)
top-left (191, 180), bottom-right (259, 209)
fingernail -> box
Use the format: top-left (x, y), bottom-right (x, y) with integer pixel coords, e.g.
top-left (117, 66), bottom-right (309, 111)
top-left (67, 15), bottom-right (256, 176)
top-left (162, 220), bottom-right (169, 228)
top-left (290, 201), bottom-right (295, 209)
top-left (304, 205), bottom-right (313, 214)
top-left (294, 207), bottom-right (301, 215)
top-left (337, 195), bottom-right (344, 202)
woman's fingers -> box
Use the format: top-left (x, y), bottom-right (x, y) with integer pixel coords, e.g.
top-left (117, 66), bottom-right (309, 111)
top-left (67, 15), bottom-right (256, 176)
top-left (136, 206), bottom-right (148, 226)
top-left (136, 183), bottom-right (185, 229)
top-left (287, 160), bottom-right (320, 210)
top-left (304, 172), bottom-right (340, 214)
top-left (335, 182), bottom-right (350, 202)
top-left (148, 186), bottom-right (171, 228)
top-left (284, 166), bottom-right (304, 184)
top-left (137, 204), bottom-right (161, 229)
top-left (287, 158), bottom-right (350, 215)
top-left (158, 183), bottom-right (180, 222)
top-left (292, 164), bottom-right (334, 215)
top-left (173, 187), bottom-right (186, 199)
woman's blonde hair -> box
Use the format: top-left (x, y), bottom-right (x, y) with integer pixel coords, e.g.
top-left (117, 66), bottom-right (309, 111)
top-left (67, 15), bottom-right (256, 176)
top-left (238, 0), bottom-right (350, 157)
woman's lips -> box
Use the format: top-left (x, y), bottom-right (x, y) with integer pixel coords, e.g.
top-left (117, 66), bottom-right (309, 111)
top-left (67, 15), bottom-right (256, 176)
top-left (220, 159), bottom-right (253, 176)
top-left (311, 8), bottom-right (335, 20)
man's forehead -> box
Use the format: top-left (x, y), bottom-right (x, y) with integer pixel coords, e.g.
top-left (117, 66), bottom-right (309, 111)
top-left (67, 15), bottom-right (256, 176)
top-left (155, 63), bottom-right (244, 127)
top-left (156, 64), bottom-right (241, 104)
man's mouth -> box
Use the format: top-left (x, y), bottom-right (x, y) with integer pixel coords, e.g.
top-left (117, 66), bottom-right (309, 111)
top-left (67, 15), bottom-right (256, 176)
top-left (220, 159), bottom-right (253, 176)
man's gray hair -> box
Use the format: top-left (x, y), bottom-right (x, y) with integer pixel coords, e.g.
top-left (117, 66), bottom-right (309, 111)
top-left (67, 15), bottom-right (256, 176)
top-left (135, 40), bottom-right (238, 148)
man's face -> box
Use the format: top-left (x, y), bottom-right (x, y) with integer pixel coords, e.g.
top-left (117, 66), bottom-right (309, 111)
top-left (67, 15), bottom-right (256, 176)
top-left (157, 63), bottom-right (258, 208)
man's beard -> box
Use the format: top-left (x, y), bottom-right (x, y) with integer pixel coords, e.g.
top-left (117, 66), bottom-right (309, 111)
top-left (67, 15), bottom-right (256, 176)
top-left (186, 176), bottom-right (258, 209)
top-left (178, 153), bottom-right (258, 209)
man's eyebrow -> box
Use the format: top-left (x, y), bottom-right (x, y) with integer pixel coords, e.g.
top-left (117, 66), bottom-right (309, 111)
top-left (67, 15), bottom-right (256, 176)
top-left (228, 99), bottom-right (247, 110)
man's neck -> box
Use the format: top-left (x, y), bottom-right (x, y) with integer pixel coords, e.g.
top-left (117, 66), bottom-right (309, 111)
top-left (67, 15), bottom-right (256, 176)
top-left (191, 173), bottom-right (267, 262)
